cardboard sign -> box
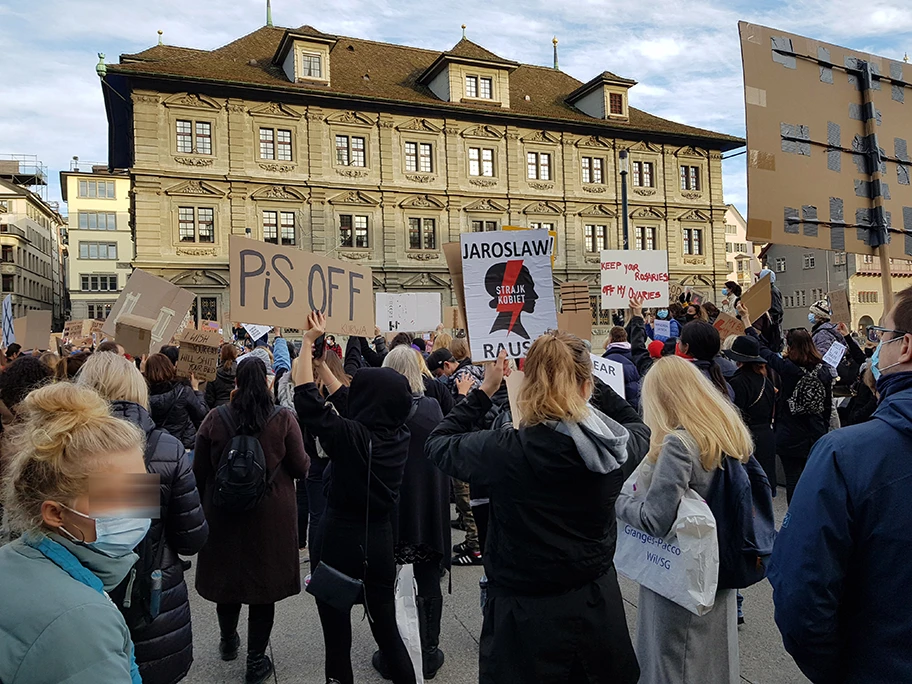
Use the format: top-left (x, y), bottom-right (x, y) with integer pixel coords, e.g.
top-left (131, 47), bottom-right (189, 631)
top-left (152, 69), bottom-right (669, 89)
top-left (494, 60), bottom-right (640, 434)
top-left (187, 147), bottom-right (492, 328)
top-left (823, 341), bottom-right (847, 369)
top-left (443, 306), bottom-right (466, 331)
top-left (600, 251), bottom-right (670, 309)
top-left (461, 230), bottom-right (558, 361)
top-left (115, 314), bottom-right (157, 357)
top-left (2, 295), bottom-right (14, 347)
top-left (13, 310), bottom-right (52, 351)
top-left (375, 292), bottom-right (441, 332)
top-left (200, 319), bottom-right (221, 333)
top-left (591, 353), bottom-right (626, 399)
top-left (713, 312), bottom-right (746, 340)
top-left (103, 269), bottom-right (195, 353)
top-left (229, 235), bottom-right (373, 336)
top-left (176, 328), bottom-right (222, 381)
top-left (242, 323), bottom-right (271, 342)
top-left (505, 369), bottom-right (525, 427)
top-left (560, 281), bottom-right (590, 313)
top-left (653, 320), bottom-right (671, 338)
top-left (557, 311), bottom-right (592, 341)
top-left (443, 242), bottom-right (468, 337)
top-left (828, 290), bottom-right (851, 325)
top-left (740, 275), bottom-right (772, 323)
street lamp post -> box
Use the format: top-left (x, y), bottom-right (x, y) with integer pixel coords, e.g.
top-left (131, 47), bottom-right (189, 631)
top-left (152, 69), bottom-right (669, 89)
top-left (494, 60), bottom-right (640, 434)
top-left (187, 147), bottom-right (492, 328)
top-left (618, 149), bottom-right (630, 250)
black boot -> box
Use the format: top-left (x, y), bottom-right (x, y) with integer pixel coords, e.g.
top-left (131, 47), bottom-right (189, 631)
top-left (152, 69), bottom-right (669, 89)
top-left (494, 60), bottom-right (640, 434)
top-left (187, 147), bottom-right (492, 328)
top-left (420, 596), bottom-right (445, 680)
top-left (245, 652), bottom-right (274, 684)
top-left (371, 650), bottom-right (392, 680)
top-left (218, 631), bottom-right (240, 661)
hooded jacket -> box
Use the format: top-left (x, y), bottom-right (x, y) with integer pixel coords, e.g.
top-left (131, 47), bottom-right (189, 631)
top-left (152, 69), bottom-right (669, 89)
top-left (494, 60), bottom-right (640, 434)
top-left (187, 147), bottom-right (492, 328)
top-left (812, 321), bottom-right (841, 379)
top-left (768, 370), bottom-right (912, 684)
top-left (204, 362), bottom-right (236, 408)
top-left (149, 382), bottom-right (209, 450)
top-left (426, 389), bottom-right (637, 596)
top-left (602, 343), bottom-right (641, 410)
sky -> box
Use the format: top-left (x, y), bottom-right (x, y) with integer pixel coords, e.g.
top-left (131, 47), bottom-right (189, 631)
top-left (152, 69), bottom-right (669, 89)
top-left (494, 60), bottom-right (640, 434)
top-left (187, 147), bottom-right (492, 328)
top-left (1, 0), bottom-right (910, 217)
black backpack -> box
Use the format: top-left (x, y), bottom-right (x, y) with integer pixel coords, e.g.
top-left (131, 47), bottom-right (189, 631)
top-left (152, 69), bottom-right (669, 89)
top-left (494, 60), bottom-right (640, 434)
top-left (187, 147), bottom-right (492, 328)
top-left (109, 430), bottom-right (165, 631)
top-left (213, 405), bottom-right (283, 512)
top-left (788, 364), bottom-right (827, 416)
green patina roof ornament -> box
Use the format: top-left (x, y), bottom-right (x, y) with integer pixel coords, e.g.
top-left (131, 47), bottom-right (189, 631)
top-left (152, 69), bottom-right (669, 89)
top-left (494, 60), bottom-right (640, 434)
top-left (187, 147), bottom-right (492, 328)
top-left (95, 53), bottom-right (106, 77)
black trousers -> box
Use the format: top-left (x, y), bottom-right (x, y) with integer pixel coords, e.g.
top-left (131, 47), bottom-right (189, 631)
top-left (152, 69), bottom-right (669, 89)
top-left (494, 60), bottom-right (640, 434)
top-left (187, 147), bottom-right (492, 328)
top-left (414, 559), bottom-right (442, 599)
top-left (781, 455), bottom-right (808, 504)
top-left (296, 479), bottom-right (309, 548)
top-left (216, 602), bottom-right (275, 655)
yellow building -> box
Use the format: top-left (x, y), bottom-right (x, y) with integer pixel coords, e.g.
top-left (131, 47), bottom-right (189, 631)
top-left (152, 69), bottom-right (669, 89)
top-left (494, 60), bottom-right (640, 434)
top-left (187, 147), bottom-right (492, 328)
top-left (101, 22), bottom-right (742, 330)
top-left (849, 257), bottom-right (912, 331)
top-left (723, 204), bottom-right (762, 291)
top-left (60, 164), bottom-right (133, 321)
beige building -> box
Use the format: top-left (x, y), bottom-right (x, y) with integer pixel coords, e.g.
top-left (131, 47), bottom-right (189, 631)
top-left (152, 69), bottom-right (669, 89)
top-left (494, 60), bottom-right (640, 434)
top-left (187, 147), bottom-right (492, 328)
top-left (0, 157), bottom-right (67, 327)
top-left (60, 164), bottom-right (133, 321)
top-left (723, 204), bottom-right (762, 291)
top-left (849, 257), bottom-right (912, 331)
top-left (101, 23), bottom-right (742, 330)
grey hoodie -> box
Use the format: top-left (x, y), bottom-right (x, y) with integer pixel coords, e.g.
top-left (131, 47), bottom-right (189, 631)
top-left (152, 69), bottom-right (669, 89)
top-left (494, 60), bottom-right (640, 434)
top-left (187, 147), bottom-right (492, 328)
top-left (550, 406), bottom-right (630, 474)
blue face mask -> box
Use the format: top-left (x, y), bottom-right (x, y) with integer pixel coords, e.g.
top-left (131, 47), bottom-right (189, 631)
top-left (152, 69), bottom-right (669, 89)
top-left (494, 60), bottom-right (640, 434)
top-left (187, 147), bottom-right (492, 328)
top-left (871, 336), bottom-right (904, 381)
top-left (60, 505), bottom-right (151, 558)
top-left (657, 310), bottom-right (668, 319)
top-left (808, 313), bottom-right (817, 324)
top-left (722, 288), bottom-right (729, 297)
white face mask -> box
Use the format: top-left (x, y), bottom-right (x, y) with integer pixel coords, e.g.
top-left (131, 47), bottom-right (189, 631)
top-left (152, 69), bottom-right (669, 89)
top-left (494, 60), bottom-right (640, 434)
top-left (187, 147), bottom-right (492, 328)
top-left (59, 504), bottom-right (151, 558)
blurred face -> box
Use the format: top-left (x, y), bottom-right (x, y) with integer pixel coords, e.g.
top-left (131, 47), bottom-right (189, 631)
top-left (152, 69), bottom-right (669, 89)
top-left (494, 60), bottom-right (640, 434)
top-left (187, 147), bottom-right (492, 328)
top-left (687, 306), bottom-right (697, 317)
top-left (326, 336), bottom-right (335, 346)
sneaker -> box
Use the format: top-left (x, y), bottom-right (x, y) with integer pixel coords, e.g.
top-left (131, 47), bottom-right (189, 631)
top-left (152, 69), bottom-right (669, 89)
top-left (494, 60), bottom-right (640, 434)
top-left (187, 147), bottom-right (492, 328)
top-left (452, 550), bottom-right (482, 566)
top-left (452, 540), bottom-right (477, 555)
top-left (738, 615), bottom-right (745, 626)
top-left (218, 631), bottom-right (240, 661)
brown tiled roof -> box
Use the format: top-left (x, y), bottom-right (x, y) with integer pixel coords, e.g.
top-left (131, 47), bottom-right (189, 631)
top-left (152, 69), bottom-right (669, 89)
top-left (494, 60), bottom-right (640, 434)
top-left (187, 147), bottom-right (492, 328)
top-left (120, 44), bottom-right (208, 63)
top-left (108, 26), bottom-right (743, 149)
top-left (444, 38), bottom-right (516, 65)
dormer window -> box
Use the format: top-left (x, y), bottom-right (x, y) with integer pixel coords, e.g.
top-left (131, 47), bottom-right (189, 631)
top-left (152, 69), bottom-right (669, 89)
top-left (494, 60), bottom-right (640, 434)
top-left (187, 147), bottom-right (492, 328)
top-left (418, 38), bottom-right (518, 107)
top-left (609, 93), bottom-right (624, 116)
top-left (465, 76), bottom-right (493, 99)
top-left (273, 26), bottom-right (336, 85)
top-left (466, 76), bottom-right (478, 98)
top-left (301, 53), bottom-right (322, 78)
top-left (567, 71), bottom-right (636, 122)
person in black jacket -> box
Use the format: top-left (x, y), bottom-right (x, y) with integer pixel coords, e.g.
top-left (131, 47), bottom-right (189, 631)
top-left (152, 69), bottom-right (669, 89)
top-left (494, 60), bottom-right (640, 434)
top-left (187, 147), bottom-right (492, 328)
top-left (77, 352), bottom-right (209, 684)
top-left (425, 333), bottom-right (641, 684)
top-left (205, 344), bottom-right (237, 408)
top-left (144, 353), bottom-right (209, 451)
top-left (293, 312), bottom-right (416, 684)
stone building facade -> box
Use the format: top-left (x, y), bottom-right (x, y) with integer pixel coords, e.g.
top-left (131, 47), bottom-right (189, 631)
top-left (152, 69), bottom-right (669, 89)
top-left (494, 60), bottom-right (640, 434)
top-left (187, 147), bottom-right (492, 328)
top-left (102, 24), bottom-right (741, 330)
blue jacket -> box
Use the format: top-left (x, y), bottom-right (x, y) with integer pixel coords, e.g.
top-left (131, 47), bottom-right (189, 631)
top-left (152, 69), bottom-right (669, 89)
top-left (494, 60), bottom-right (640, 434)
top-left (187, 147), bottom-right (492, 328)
top-left (768, 371), bottom-right (912, 684)
top-left (602, 345), bottom-right (641, 410)
top-left (645, 318), bottom-right (680, 343)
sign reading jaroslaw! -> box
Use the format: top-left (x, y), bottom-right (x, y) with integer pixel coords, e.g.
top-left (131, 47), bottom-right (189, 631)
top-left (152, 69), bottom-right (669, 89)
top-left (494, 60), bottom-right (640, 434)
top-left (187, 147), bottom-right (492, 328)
top-left (229, 236), bottom-right (374, 336)
top-left (461, 230), bottom-right (557, 361)
top-left (176, 329), bottom-right (222, 381)
top-left (103, 269), bottom-right (195, 352)
top-left (600, 251), bottom-right (670, 309)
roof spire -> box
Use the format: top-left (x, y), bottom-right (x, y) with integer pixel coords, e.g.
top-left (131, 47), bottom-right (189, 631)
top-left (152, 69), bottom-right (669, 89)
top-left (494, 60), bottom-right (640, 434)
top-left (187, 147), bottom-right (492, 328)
top-left (266, 0), bottom-right (273, 27)
top-left (157, 29), bottom-right (163, 46)
top-left (553, 36), bottom-right (559, 70)
top-left (905, 52), bottom-right (910, 63)
top-left (461, 24), bottom-right (466, 39)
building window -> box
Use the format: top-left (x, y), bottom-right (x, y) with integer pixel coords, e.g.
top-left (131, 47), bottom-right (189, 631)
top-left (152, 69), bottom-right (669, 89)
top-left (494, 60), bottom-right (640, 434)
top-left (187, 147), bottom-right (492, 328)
top-left (468, 147), bottom-right (494, 177)
top-left (725, 223), bottom-right (737, 235)
top-left (609, 92), bottom-right (624, 115)
top-left (301, 53), bottom-right (322, 78)
top-left (177, 207), bottom-right (214, 243)
top-left (529, 222), bottom-right (554, 231)
top-left (280, 211), bottom-right (295, 246)
top-left (339, 215), bottom-right (369, 248)
top-left (408, 218), bottom-right (436, 250)
top-left (0, 200), bottom-right (8, 212)
top-left (465, 75), bottom-right (492, 99)
top-left (259, 128), bottom-right (293, 161)
top-left (465, 75), bottom-right (478, 97)
top-left (480, 77), bottom-right (493, 99)
top-left (263, 211), bottom-right (278, 244)
top-left (471, 221), bottom-right (498, 232)
top-left (834, 251), bottom-right (847, 266)
top-left (77, 212), bottom-right (116, 230)
top-left (632, 161), bottom-right (654, 188)
top-left (77, 179), bottom-right (115, 199)
top-left (680, 165), bottom-right (701, 191)
top-left (581, 157), bottom-right (603, 184)
top-left (803, 254), bottom-right (816, 269)
top-left (682, 228), bottom-right (703, 255)
top-left (405, 142), bottom-right (433, 173)
top-left (175, 120), bottom-right (212, 155)
top-left (335, 135), bottom-right (366, 167)
top-left (527, 152), bottom-right (551, 180)
top-left (858, 291), bottom-right (879, 304)
top-left (585, 224), bottom-right (608, 253)
top-left (635, 226), bottom-right (657, 250)
top-left (87, 303), bottom-right (113, 320)
top-left (1, 274), bottom-right (12, 292)
top-left (80, 275), bottom-right (118, 292)
top-left (78, 242), bottom-right (117, 260)
top-left (775, 257), bottom-right (787, 272)
top-left (1, 246), bottom-right (11, 262)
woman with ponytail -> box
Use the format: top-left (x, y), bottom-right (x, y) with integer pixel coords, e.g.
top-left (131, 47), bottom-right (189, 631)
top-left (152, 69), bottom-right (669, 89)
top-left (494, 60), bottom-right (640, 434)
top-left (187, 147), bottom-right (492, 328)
top-left (426, 332), bottom-right (641, 684)
top-left (678, 320), bottom-right (735, 400)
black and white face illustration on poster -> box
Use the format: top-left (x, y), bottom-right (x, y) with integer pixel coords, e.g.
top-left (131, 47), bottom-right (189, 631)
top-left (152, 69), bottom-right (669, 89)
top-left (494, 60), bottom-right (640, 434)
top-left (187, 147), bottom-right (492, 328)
top-left (461, 230), bottom-right (557, 361)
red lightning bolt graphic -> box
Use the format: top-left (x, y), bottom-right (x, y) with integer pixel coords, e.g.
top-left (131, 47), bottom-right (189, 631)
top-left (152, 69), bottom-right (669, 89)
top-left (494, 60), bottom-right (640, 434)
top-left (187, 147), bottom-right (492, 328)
top-left (496, 260), bottom-right (525, 334)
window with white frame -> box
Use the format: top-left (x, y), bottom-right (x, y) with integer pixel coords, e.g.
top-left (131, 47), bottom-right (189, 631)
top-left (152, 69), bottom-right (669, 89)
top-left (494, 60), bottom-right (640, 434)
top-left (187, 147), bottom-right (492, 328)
top-left (725, 224), bottom-right (737, 235)
top-left (582, 157), bottom-right (603, 184)
top-left (88, 303), bottom-right (113, 320)
top-left (775, 257), bottom-right (787, 272)
top-left (529, 222), bottom-right (554, 231)
top-left (468, 147), bottom-right (494, 177)
top-left (77, 179), bottom-right (115, 199)
top-left (339, 215), bottom-right (369, 248)
top-left (259, 128), bottom-right (293, 161)
top-left (471, 220), bottom-right (498, 232)
top-left (632, 161), bottom-right (654, 188)
top-left (465, 76), bottom-right (478, 97)
top-left (177, 207), bottom-right (214, 243)
top-left (78, 212), bottom-right (116, 230)
top-left (262, 210), bottom-right (296, 246)
top-left (635, 226), bottom-right (657, 250)
top-left (78, 242), bottom-right (118, 260)
top-left (335, 135), bottom-right (366, 167)
top-left (834, 251), bottom-right (847, 266)
top-left (404, 142), bottom-right (433, 173)
top-left (81, 274), bottom-right (117, 292)
top-left (408, 218), bottom-right (436, 250)
top-left (176, 120), bottom-right (212, 155)
top-left (527, 152), bottom-right (551, 180)
top-left (803, 253), bottom-right (816, 269)
top-left (680, 165), bottom-right (701, 191)
top-left (682, 227), bottom-right (703, 255)
top-left (585, 224), bottom-right (608, 253)
top-left (480, 77), bottom-right (493, 99)
top-left (301, 53), bottom-right (322, 78)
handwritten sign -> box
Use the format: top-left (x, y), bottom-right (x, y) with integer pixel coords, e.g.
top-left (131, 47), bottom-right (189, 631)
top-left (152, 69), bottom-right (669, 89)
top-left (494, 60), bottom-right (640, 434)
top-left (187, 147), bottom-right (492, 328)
top-left (828, 290), bottom-right (851, 326)
top-left (600, 251), bottom-right (669, 309)
top-left (653, 320), bottom-right (671, 338)
top-left (242, 323), bottom-right (271, 343)
top-left (591, 353), bottom-right (626, 399)
top-left (823, 341), bottom-right (847, 369)
top-left (176, 329), bottom-right (222, 381)
top-left (230, 235), bottom-right (374, 336)
top-left (376, 292), bottom-right (441, 332)
top-left (713, 312), bottom-right (746, 340)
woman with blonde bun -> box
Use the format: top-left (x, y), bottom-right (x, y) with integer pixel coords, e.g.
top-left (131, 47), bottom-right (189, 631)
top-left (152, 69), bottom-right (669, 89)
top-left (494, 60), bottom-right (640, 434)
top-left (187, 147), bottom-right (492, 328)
top-left (0, 382), bottom-right (150, 684)
top-left (616, 355), bottom-right (754, 683)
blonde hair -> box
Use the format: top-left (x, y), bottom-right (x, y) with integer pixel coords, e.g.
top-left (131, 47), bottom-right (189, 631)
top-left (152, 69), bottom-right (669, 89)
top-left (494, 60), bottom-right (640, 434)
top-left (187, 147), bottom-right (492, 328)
top-left (415, 351), bottom-right (433, 379)
top-left (383, 345), bottom-right (425, 394)
top-left (76, 352), bottom-right (150, 410)
top-left (39, 352), bottom-right (61, 376)
top-left (722, 334), bottom-right (738, 351)
top-left (432, 332), bottom-right (453, 352)
top-left (517, 330), bottom-right (591, 427)
top-left (449, 337), bottom-right (470, 361)
top-left (641, 356), bottom-right (753, 471)
top-left (1, 383), bottom-right (146, 533)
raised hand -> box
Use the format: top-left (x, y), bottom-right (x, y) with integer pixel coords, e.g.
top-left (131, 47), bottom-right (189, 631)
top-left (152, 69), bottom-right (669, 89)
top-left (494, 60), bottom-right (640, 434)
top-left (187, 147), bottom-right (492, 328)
top-left (303, 311), bottom-right (326, 344)
top-left (480, 349), bottom-right (509, 397)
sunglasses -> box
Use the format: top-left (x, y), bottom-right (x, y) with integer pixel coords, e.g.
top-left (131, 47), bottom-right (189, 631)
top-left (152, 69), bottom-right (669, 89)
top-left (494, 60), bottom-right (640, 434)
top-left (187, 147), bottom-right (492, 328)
top-left (866, 325), bottom-right (911, 343)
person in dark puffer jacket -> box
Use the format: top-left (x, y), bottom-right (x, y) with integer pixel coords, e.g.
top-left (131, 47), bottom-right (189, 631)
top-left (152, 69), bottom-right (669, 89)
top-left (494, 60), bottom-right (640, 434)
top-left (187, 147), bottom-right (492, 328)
top-left (205, 345), bottom-right (238, 409)
top-left (145, 353), bottom-right (209, 450)
top-left (77, 352), bottom-right (209, 684)
top-left (602, 327), bottom-right (641, 410)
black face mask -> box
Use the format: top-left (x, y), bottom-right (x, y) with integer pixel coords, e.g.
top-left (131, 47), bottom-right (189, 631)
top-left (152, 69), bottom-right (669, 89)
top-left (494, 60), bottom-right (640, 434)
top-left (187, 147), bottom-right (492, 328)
top-left (685, 314), bottom-right (696, 321)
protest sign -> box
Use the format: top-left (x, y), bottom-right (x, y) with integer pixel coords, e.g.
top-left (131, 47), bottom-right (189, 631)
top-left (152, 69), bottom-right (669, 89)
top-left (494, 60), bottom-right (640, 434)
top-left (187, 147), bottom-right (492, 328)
top-left (600, 251), bottom-right (669, 309)
top-left (653, 320), bottom-right (671, 338)
top-left (229, 236), bottom-right (373, 336)
top-left (443, 306), bottom-right (466, 331)
top-left (2, 295), bottom-right (14, 347)
top-left (461, 230), bottom-right (557, 361)
top-left (13, 310), bottom-right (52, 351)
top-left (713, 312), bottom-right (746, 340)
top-left (115, 314), bottom-right (157, 357)
top-left (176, 328), bottom-right (222, 381)
top-left (200, 319), bottom-right (221, 333)
top-left (560, 281), bottom-right (590, 313)
top-left (243, 323), bottom-right (271, 342)
top-left (823, 341), bottom-right (847, 369)
top-left (503, 225), bottom-right (558, 266)
top-left (740, 275), bottom-right (772, 323)
top-left (505, 369), bottom-right (525, 427)
top-left (376, 292), bottom-right (441, 332)
top-left (103, 269), bottom-right (195, 352)
top-left (443, 242), bottom-right (468, 337)
top-left (557, 311), bottom-right (592, 341)
top-left (591, 354), bottom-right (626, 398)
top-left (828, 290), bottom-right (851, 325)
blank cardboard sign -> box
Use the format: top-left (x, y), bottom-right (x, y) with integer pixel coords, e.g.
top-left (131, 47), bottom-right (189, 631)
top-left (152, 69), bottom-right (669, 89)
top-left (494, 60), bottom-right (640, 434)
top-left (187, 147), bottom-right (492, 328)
top-left (13, 310), bottom-right (52, 351)
top-left (740, 275), bottom-right (772, 323)
top-left (115, 314), bottom-right (158, 357)
top-left (103, 270), bottom-right (195, 352)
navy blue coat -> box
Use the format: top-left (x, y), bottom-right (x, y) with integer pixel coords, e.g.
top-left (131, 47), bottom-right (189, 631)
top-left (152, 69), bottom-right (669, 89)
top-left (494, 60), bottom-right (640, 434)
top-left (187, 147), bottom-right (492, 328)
top-left (602, 346), bottom-right (641, 410)
top-left (768, 371), bottom-right (912, 684)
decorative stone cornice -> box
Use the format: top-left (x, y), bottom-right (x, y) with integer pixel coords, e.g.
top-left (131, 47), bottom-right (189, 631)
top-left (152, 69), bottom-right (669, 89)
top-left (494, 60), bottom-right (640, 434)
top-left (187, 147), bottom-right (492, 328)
top-left (528, 182), bottom-right (554, 191)
top-left (633, 188), bottom-right (657, 196)
top-left (469, 178), bottom-right (497, 187)
top-left (258, 162), bottom-right (295, 173)
top-left (174, 156), bottom-right (214, 167)
top-left (405, 173), bottom-right (435, 183)
top-left (176, 247), bottom-right (218, 257)
top-left (406, 252), bottom-right (440, 261)
top-left (335, 168), bottom-right (370, 178)
top-left (582, 185), bottom-right (607, 193)
top-left (682, 191), bottom-right (703, 200)
top-left (338, 251), bottom-right (371, 260)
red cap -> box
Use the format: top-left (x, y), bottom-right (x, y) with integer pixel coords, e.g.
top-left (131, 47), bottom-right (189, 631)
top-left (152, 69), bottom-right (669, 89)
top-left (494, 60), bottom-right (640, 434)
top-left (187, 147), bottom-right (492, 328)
top-left (648, 340), bottom-right (664, 359)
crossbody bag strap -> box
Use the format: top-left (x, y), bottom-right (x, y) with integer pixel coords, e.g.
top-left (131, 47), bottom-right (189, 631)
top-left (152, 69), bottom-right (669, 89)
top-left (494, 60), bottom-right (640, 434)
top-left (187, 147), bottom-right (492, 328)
top-left (362, 438), bottom-right (374, 622)
top-left (749, 376), bottom-right (768, 408)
